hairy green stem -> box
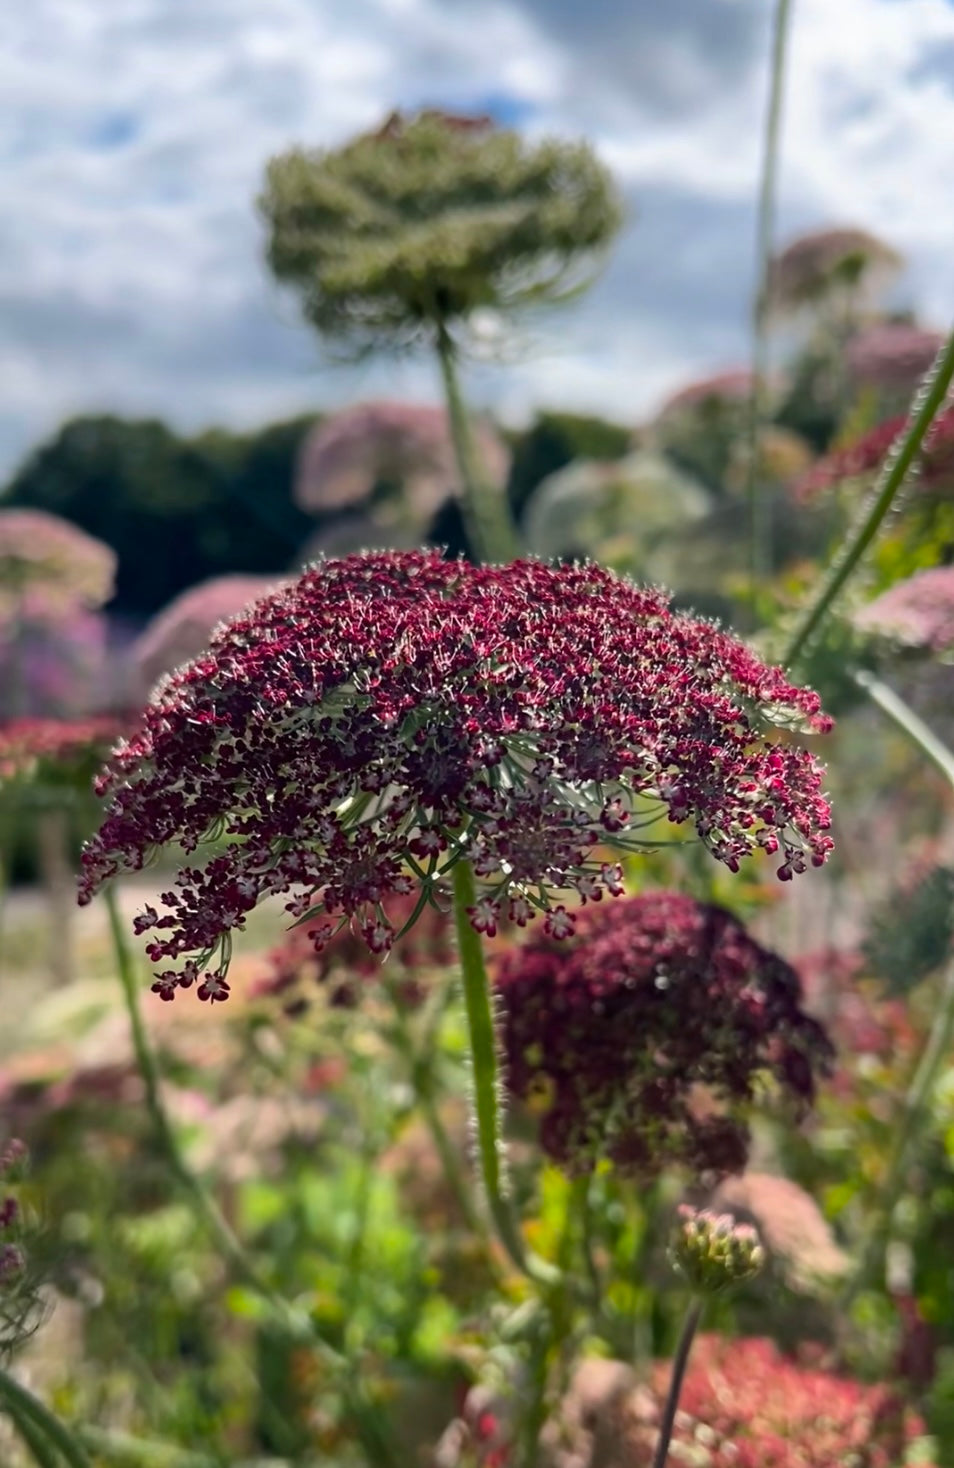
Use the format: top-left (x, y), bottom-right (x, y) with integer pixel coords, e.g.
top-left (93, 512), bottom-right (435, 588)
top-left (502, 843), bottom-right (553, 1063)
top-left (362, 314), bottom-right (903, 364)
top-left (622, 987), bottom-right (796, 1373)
top-left (650, 1298), bottom-right (703, 1468)
top-left (0, 1366), bottom-right (92, 1468)
top-left (450, 860), bottom-right (559, 1286)
top-left (744, 0), bottom-right (793, 586)
top-left (435, 323), bottom-right (520, 564)
top-left (784, 326), bottom-right (954, 667)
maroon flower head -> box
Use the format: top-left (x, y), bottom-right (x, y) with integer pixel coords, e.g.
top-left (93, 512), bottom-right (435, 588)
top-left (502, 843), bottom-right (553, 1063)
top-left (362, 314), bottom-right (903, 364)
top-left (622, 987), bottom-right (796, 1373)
top-left (78, 552), bottom-right (832, 1002)
top-left (496, 891), bottom-right (833, 1176)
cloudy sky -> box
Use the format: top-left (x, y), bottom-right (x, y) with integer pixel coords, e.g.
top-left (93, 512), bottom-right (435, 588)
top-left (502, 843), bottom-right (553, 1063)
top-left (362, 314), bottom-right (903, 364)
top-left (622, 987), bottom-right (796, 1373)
top-left (3, 0), bottom-right (954, 479)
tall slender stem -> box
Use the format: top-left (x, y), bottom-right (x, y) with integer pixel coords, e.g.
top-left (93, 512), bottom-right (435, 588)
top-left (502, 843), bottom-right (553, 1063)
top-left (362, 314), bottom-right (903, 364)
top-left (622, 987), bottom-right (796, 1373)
top-left (650, 1298), bottom-right (703, 1468)
top-left (847, 953), bottom-right (954, 1303)
top-left (745, 0), bottom-right (794, 586)
top-left (450, 860), bottom-right (558, 1285)
top-left (784, 327), bottom-right (954, 667)
top-left (0, 1365), bottom-right (91, 1468)
top-left (853, 668), bottom-right (954, 789)
top-left (844, 671), bottom-right (954, 1300)
top-left (104, 885), bottom-right (281, 1310)
top-left (104, 886), bottom-right (401, 1465)
top-left (435, 323), bottom-right (520, 565)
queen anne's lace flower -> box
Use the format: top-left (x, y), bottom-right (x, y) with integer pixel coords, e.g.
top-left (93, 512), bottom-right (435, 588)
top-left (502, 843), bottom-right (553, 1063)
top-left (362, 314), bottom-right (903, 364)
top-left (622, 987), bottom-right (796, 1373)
top-left (496, 891), bottom-right (832, 1175)
top-left (78, 552), bottom-right (832, 1001)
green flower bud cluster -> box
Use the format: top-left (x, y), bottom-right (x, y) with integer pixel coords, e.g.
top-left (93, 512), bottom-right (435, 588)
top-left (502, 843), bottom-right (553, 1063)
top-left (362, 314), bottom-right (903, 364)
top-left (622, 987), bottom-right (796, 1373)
top-left (670, 1205), bottom-right (766, 1296)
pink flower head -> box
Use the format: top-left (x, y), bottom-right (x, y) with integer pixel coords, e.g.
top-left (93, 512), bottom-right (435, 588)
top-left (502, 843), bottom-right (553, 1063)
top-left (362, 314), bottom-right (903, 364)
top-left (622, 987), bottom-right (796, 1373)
top-left (767, 226), bottom-right (902, 315)
top-left (0, 716), bottom-right (128, 785)
top-left (496, 891), bottom-right (833, 1176)
top-left (656, 369), bottom-right (757, 418)
top-left (0, 509), bottom-right (116, 615)
top-left (132, 575), bottom-right (287, 694)
top-left (854, 566), bottom-right (954, 657)
top-left (636, 1335), bottom-right (933, 1466)
top-left (846, 323), bottom-right (944, 391)
top-left (294, 401), bottom-right (509, 521)
top-left (78, 552), bottom-right (832, 1001)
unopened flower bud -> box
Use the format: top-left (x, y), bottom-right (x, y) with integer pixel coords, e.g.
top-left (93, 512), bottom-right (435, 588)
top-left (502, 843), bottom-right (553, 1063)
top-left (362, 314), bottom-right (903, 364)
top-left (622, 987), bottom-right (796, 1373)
top-left (670, 1205), bottom-right (765, 1295)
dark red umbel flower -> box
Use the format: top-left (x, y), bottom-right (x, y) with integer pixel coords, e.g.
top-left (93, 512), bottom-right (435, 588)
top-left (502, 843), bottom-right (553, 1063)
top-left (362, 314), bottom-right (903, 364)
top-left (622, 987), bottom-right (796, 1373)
top-left (796, 403), bottom-right (954, 501)
top-left (633, 1335), bottom-right (934, 1467)
top-left (77, 552), bottom-right (832, 1003)
top-left (496, 891), bottom-right (832, 1176)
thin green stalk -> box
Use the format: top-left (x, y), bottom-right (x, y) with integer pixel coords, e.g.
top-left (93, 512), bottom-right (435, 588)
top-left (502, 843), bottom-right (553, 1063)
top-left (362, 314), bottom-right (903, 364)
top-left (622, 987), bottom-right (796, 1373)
top-left (10, 1406), bottom-right (62, 1468)
top-left (843, 671), bottom-right (954, 1301)
top-left (104, 888), bottom-right (400, 1467)
top-left (517, 1175), bottom-right (583, 1468)
top-left (745, 0), bottom-right (794, 585)
top-left (435, 323), bottom-right (520, 565)
top-left (386, 989), bottom-right (487, 1241)
top-left (650, 1298), bottom-right (703, 1468)
top-left (450, 860), bottom-right (559, 1286)
top-left (847, 953), bottom-right (954, 1304)
top-left (784, 326), bottom-right (954, 667)
top-left (103, 886), bottom-right (283, 1313)
top-left (0, 1366), bottom-right (92, 1468)
top-left (853, 668), bottom-right (954, 789)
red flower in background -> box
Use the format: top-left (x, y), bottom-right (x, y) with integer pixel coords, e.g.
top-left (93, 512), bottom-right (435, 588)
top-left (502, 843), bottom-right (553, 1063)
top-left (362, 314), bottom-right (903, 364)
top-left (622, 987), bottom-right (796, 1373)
top-left (496, 891), bottom-right (832, 1176)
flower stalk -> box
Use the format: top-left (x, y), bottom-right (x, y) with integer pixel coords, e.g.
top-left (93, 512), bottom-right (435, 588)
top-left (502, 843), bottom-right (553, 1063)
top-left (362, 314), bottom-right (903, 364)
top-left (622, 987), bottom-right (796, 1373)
top-left (0, 1366), bottom-right (91, 1468)
top-left (452, 859), bottom-right (559, 1286)
top-left (435, 322), bottom-right (520, 564)
top-left (745, 0), bottom-right (794, 585)
top-left (785, 325), bottom-right (954, 666)
top-left (651, 1298), bottom-right (703, 1468)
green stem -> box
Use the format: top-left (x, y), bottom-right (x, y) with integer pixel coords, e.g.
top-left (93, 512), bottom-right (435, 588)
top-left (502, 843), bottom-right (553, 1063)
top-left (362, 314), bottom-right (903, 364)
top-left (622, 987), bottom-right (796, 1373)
top-left (844, 671), bottom-right (954, 1301)
top-left (435, 323), bottom-right (520, 565)
top-left (104, 887), bottom-right (399, 1467)
top-left (387, 989), bottom-right (487, 1241)
top-left (853, 668), bottom-right (954, 789)
top-left (745, 0), bottom-right (793, 586)
top-left (104, 886), bottom-right (282, 1312)
top-left (784, 326), bottom-right (954, 667)
top-left (0, 1366), bottom-right (92, 1468)
top-left (11, 1408), bottom-right (63, 1468)
top-left (848, 953), bottom-right (954, 1304)
top-left (450, 860), bottom-right (559, 1286)
top-left (650, 1298), bottom-right (703, 1468)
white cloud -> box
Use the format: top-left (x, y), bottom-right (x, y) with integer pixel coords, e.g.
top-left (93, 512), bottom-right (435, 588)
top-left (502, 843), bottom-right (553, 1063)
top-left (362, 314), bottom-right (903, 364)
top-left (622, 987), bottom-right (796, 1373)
top-left (1, 0), bottom-right (953, 479)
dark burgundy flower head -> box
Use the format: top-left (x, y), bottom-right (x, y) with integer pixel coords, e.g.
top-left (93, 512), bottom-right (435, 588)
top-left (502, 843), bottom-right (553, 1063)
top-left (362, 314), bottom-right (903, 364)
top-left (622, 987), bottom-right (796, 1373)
top-left (496, 891), bottom-right (833, 1176)
top-left (78, 552), bottom-right (832, 1001)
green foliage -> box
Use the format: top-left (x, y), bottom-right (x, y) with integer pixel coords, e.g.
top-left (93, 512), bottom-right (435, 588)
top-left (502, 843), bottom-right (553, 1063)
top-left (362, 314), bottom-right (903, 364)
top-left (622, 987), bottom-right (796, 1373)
top-left (259, 111), bottom-right (623, 356)
top-left (865, 866), bottom-right (954, 994)
top-left (2, 415), bottom-right (317, 617)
